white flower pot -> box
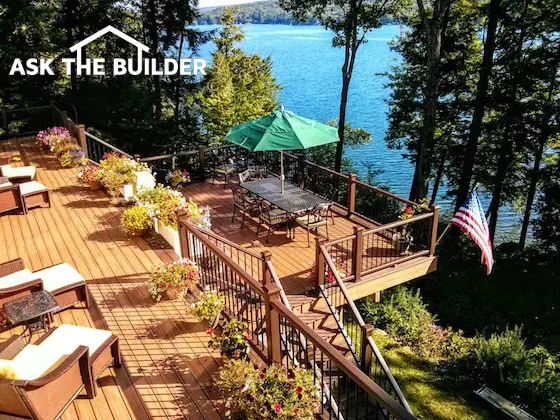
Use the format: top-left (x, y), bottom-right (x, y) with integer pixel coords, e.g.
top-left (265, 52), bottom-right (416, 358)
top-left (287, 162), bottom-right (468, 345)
top-left (153, 217), bottom-right (160, 234)
top-left (119, 183), bottom-right (135, 200)
top-left (157, 219), bottom-right (182, 256)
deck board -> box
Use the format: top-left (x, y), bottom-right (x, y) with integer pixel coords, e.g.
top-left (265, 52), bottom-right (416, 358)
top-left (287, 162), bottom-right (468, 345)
top-left (0, 138), bottom-right (224, 420)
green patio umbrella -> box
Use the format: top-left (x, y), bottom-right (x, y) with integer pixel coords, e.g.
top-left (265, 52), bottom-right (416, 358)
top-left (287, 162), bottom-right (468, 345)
top-left (225, 108), bottom-right (339, 193)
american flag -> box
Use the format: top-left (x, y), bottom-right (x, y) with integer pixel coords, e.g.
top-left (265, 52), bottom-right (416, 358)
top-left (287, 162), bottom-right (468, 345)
top-left (451, 190), bottom-right (494, 274)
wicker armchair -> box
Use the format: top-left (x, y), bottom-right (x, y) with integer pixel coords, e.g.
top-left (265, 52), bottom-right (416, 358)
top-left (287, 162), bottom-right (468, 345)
top-left (296, 203), bottom-right (331, 247)
top-left (0, 335), bottom-right (92, 420)
top-left (0, 177), bottom-right (24, 215)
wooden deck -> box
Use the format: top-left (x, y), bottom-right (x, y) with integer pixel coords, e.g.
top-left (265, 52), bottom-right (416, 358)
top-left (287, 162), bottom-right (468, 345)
top-left (0, 138), bottom-right (224, 420)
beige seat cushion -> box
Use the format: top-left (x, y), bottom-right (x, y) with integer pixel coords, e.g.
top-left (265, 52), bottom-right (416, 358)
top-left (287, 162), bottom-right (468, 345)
top-left (296, 214), bottom-right (324, 225)
top-left (39, 324), bottom-right (112, 357)
top-left (3, 344), bottom-right (65, 380)
top-left (34, 263), bottom-right (85, 293)
top-left (0, 269), bottom-right (39, 289)
top-left (18, 180), bottom-right (48, 196)
top-left (1, 165), bottom-right (36, 180)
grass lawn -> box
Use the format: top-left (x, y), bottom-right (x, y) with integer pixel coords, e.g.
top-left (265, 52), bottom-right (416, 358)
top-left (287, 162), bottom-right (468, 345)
top-left (372, 331), bottom-right (500, 419)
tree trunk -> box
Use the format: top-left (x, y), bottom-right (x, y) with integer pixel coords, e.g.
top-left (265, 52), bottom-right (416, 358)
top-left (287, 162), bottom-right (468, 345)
top-left (65, 0), bottom-right (77, 96)
top-left (409, 0), bottom-right (450, 201)
top-left (174, 33), bottom-right (185, 120)
top-left (519, 63), bottom-right (558, 248)
top-left (148, 0), bottom-right (161, 120)
top-left (454, 0), bottom-right (500, 211)
top-left (335, 72), bottom-right (350, 172)
top-left (430, 138), bottom-right (449, 204)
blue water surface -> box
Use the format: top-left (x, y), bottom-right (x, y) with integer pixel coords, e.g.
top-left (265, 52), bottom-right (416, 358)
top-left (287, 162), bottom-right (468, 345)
top-left (192, 24), bottom-right (521, 239)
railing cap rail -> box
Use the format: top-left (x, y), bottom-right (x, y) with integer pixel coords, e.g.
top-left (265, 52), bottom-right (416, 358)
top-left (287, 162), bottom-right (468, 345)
top-left (84, 131), bottom-right (133, 158)
top-left (271, 300), bottom-right (415, 420)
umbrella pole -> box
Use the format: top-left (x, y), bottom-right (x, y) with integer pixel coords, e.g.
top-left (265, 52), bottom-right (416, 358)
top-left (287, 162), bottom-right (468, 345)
top-left (280, 150), bottom-right (285, 194)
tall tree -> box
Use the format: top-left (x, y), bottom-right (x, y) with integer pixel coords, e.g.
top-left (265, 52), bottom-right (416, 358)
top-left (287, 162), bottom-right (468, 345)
top-left (198, 8), bottom-right (280, 143)
top-left (408, 0), bottom-right (452, 201)
top-left (454, 0), bottom-right (500, 211)
top-left (280, 0), bottom-right (407, 173)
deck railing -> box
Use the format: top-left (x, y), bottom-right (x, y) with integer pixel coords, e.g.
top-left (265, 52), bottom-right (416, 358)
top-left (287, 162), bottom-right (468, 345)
top-left (318, 244), bottom-right (413, 414)
top-left (178, 218), bottom-right (415, 419)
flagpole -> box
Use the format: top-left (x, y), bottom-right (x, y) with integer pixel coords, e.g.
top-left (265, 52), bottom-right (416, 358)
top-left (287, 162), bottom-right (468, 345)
top-left (435, 182), bottom-right (481, 246)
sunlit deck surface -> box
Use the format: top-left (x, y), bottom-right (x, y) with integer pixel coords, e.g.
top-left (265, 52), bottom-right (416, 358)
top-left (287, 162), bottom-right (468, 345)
top-left (0, 138), bottom-right (224, 420)
top-left (181, 180), bottom-right (397, 296)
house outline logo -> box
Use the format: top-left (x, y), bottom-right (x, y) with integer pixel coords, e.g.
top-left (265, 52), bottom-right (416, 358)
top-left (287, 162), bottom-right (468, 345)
top-left (9, 25), bottom-right (206, 77)
top-left (69, 25), bottom-right (150, 71)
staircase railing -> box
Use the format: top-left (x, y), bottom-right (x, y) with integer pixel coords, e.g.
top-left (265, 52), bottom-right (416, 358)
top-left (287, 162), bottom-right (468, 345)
top-left (318, 243), bottom-right (414, 415)
top-left (178, 218), bottom-right (415, 419)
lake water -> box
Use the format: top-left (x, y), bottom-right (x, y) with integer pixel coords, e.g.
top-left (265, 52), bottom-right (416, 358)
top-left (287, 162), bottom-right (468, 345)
top-left (193, 24), bottom-right (521, 239)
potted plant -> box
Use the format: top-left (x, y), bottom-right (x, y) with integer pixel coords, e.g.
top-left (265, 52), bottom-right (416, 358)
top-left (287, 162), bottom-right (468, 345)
top-left (166, 169), bottom-right (191, 188)
top-left (309, 257), bottom-right (347, 283)
top-left (215, 359), bottom-right (320, 419)
top-left (148, 258), bottom-right (200, 301)
top-left (208, 318), bottom-right (251, 360)
top-left (77, 165), bottom-right (104, 190)
top-left (189, 286), bottom-right (224, 327)
top-left (35, 126), bottom-right (72, 151)
top-left (121, 205), bottom-right (153, 237)
top-left (59, 148), bottom-right (87, 168)
top-left (100, 153), bottom-right (146, 203)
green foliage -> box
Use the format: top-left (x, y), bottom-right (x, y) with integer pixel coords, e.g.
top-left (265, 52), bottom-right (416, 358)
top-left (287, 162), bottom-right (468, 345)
top-left (208, 318), bottom-right (250, 359)
top-left (99, 153), bottom-right (147, 197)
top-left (121, 205), bottom-right (153, 235)
top-left (189, 287), bottom-right (224, 323)
top-left (535, 157), bottom-right (560, 251)
top-left (135, 185), bottom-right (188, 230)
top-left (445, 326), bottom-right (560, 418)
top-left (215, 359), bottom-right (319, 419)
top-left (198, 9), bottom-right (280, 143)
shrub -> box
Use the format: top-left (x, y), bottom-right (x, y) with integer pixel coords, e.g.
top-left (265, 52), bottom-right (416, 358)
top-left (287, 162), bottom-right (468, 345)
top-left (445, 326), bottom-right (560, 418)
top-left (148, 258), bottom-right (200, 301)
top-left (361, 287), bottom-right (435, 346)
top-left (215, 359), bottom-right (320, 419)
top-left (121, 205), bottom-right (153, 236)
top-left (208, 318), bottom-right (251, 359)
top-left (190, 287), bottom-right (224, 323)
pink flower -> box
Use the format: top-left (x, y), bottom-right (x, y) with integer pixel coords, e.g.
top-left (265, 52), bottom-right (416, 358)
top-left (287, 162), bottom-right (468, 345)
top-left (233, 352), bottom-right (240, 359)
top-left (245, 331), bottom-right (253, 341)
top-left (275, 404), bottom-right (281, 413)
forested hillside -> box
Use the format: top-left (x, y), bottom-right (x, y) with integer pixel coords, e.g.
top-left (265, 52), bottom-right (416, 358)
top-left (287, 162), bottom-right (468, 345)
top-left (197, 1), bottom-right (396, 25)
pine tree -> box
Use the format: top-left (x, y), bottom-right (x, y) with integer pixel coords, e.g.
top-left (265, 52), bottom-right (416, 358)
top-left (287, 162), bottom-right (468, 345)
top-left (198, 8), bottom-right (280, 143)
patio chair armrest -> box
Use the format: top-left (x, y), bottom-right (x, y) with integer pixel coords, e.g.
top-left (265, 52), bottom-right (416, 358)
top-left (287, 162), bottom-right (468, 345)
top-left (0, 335), bottom-right (26, 360)
top-left (0, 258), bottom-right (25, 277)
top-left (0, 278), bottom-right (44, 297)
top-left (15, 345), bottom-right (90, 388)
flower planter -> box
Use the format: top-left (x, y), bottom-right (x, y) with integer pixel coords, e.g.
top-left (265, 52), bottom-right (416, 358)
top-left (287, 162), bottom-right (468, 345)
top-left (119, 183), bottom-right (135, 200)
top-left (89, 180), bottom-right (102, 191)
top-left (392, 233), bottom-right (412, 254)
top-left (165, 287), bottom-right (185, 301)
top-left (157, 219), bottom-right (182, 256)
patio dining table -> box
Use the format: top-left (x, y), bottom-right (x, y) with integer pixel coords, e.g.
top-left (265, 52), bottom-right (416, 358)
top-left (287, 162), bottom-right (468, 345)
top-left (242, 177), bottom-right (329, 214)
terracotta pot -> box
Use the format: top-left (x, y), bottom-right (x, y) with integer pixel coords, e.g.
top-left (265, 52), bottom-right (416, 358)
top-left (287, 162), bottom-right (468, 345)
top-left (89, 180), bottom-right (102, 190)
top-left (165, 287), bottom-right (185, 301)
top-left (130, 228), bottom-right (148, 237)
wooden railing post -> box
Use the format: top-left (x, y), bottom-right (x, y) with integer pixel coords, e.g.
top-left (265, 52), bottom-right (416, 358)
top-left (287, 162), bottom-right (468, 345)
top-left (360, 323), bottom-right (374, 372)
top-left (198, 146), bottom-right (206, 181)
top-left (297, 154), bottom-right (305, 188)
top-left (264, 283), bottom-right (283, 363)
top-left (176, 209), bottom-right (190, 259)
top-left (352, 226), bottom-right (364, 282)
top-left (347, 173), bottom-right (357, 216)
top-left (77, 124), bottom-right (87, 158)
top-left (429, 205), bottom-right (440, 256)
top-left (61, 111), bottom-right (69, 129)
top-left (261, 251), bottom-right (273, 285)
top-left (315, 237), bottom-right (326, 293)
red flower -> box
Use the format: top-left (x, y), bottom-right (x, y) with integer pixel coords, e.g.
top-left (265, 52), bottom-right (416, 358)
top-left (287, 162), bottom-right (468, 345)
top-left (206, 328), bottom-right (214, 335)
top-left (296, 385), bottom-right (303, 394)
top-left (294, 408), bottom-right (299, 415)
top-left (233, 352), bottom-right (240, 359)
top-left (259, 373), bottom-right (264, 380)
top-left (404, 206), bottom-right (413, 214)
top-left (275, 404), bottom-right (281, 413)
top-left (287, 369), bottom-right (295, 379)
top-left (274, 373), bottom-right (279, 379)
top-left (167, 284), bottom-right (172, 289)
